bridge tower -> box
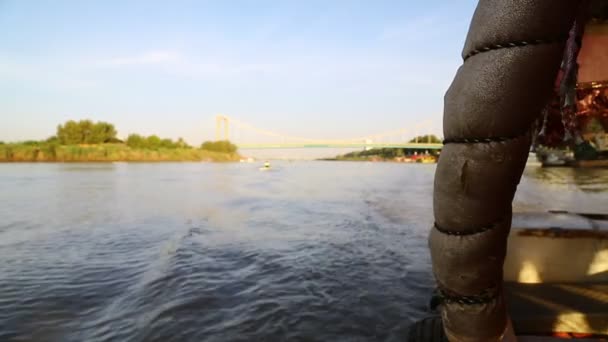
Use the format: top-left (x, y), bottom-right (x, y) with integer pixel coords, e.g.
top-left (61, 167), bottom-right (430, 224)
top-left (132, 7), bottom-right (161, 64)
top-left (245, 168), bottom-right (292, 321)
top-left (215, 115), bottom-right (229, 141)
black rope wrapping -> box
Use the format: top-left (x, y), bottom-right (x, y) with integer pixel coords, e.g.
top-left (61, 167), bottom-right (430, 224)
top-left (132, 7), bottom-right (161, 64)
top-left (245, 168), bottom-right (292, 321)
top-left (442, 136), bottom-right (516, 144)
top-left (436, 32), bottom-right (571, 314)
top-left (463, 36), bottom-right (568, 61)
top-left (433, 222), bottom-right (498, 236)
top-left (436, 288), bottom-right (499, 305)
top-left (442, 128), bottom-right (532, 145)
top-left (433, 221), bottom-right (505, 306)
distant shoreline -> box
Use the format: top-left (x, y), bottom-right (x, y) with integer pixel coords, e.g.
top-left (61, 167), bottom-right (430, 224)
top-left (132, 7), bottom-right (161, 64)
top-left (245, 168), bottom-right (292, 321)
top-left (326, 142), bottom-right (441, 164)
top-left (319, 157), bottom-right (437, 164)
top-left (0, 143), bottom-right (240, 163)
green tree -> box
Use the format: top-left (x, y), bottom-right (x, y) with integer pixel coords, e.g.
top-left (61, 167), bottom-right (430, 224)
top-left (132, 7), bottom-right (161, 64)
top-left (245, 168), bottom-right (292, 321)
top-left (90, 121), bottom-right (117, 143)
top-left (126, 134), bottom-right (182, 149)
top-left (409, 134), bottom-right (442, 144)
top-left (200, 140), bottom-right (237, 153)
top-left (46, 136), bottom-right (59, 144)
top-left (106, 137), bottom-right (124, 143)
top-left (57, 120), bottom-right (82, 144)
top-left (79, 119), bottom-right (95, 143)
top-left (176, 137), bottom-right (189, 148)
top-left (146, 135), bottom-right (162, 149)
top-left (160, 138), bottom-right (175, 148)
top-left (56, 120), bottom-right (117, 144)
top-left (201, 141), bottom-right (214, 150)
top-left (126, 134), bottom-right (145, 148)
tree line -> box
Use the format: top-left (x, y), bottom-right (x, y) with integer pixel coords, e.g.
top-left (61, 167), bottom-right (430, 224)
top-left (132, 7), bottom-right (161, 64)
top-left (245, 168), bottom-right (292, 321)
top-left (408, 134), bottom-right (442, 144)
top-left (56, 120), bottom-right (119, 144)
top-left (125, 134), bottom-right (190, 149)
top-left (336, 134), bottom-right (442, 159)
top-left (5, 119), bottom-right (238, 153)
top-left (200, 140), bottom-right (237, 153)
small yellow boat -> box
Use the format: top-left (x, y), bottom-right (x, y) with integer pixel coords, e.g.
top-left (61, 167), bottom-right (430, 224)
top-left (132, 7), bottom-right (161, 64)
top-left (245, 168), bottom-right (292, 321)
top-left (417, 156), bottom-right (437, 164)
top-left (259, 161), bottom-right (271, 171)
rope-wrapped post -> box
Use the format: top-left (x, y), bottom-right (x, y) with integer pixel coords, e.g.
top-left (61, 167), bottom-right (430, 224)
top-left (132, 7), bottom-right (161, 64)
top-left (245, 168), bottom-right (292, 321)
top-left (430, 1), bottom-right (578, 341)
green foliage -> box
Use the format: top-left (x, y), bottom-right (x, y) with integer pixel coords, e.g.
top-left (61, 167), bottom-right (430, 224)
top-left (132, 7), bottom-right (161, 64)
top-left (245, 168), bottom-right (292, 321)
top-left (91, 121), bottom-right (118, 143)
top-left (408, 134), bottom-right (442, 144)
top-left (56, 121), bottom-right (79, 144)
top-left (126, 133), bottom-right (186, 149)
top-left (56, 120), bottom-right (117, 144)
top-left (160, 138), bottom-right (174, 148)
top-left (200, 140), bottom-right (237, 153)
top-left (21, 140), bottom-right (40, 146)
top-left (176, 137), bottom-right (190, 148)
top-left (0, 143), bottom-right (238, 162)
top-left (333, 134), bottom-right (442, 161)
top-left (2, 120), bottom-right (237, 162)
top-left (146, 135), bottom-right (162, 149)
top-left (126, 134), bottom-right (145, 148)
top-left (341, 148), bottom-right (401, 159)
top-left (106, 137), bottom-right (124, 143)
top-left (336, 136), bottom-right (442, 160)
top-left (46, 136), bottom-right (59, 143)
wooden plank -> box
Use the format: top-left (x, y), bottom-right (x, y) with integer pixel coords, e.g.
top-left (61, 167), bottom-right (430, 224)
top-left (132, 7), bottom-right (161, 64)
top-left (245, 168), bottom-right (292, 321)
top-left (505, 282), bottom-right (608, 336)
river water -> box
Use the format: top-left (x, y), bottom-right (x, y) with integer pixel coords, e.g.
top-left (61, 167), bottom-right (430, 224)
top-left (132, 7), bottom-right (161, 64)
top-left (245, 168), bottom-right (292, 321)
top-left (0, 162), bottom-right (607, 342)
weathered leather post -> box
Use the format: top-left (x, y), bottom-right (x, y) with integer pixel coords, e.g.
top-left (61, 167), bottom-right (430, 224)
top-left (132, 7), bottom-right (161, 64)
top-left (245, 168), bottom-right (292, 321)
top-left (430, 1), bottom-right (578, 340)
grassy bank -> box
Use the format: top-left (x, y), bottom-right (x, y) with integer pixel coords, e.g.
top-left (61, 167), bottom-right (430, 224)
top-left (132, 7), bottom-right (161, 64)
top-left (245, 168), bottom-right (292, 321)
top-left (0, 143), bottom-right (240, 162)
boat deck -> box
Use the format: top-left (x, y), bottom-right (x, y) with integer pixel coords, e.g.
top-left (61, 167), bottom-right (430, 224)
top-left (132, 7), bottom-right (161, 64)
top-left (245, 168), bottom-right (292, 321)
top-left (518, 337), bottom-right (604, 341)
top-left (506, 282), bottom-right (608, 336)
top-left (505, 211), bottom-right (608, 338)
top-left (408, 211), bottom-right (608, 340)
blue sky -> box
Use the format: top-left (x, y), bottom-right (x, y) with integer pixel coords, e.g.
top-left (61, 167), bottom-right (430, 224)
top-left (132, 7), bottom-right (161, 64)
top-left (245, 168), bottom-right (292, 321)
top-left (0, 0), bottom-right (477, 146)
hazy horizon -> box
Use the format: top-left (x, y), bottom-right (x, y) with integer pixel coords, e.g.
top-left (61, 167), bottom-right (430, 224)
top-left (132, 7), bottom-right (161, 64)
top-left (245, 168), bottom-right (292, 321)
top-left (1, 0), bottom-right (476, 154)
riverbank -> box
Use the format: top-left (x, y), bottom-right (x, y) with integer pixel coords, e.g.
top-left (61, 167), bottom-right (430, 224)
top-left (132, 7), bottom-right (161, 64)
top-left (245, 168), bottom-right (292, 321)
top-left (321, 155), bottom-right (437, 163)
top-left (325, 146), bottom-right (440, 163)
top-left (0, 143), bottom-right (240, 162)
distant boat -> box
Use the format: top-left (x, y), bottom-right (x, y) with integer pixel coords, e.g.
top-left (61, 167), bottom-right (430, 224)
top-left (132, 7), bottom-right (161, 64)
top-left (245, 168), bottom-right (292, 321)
top-left (259, 161), bottom-right (271, 171)
top-left (535, 148), bottom-right (575, 167)
top-left (418, 156), bottom-right (437, 164)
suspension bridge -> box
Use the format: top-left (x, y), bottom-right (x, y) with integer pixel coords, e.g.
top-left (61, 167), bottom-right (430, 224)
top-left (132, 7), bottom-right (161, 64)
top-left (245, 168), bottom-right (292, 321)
top-left (215, 115), bottom-right (443, 150)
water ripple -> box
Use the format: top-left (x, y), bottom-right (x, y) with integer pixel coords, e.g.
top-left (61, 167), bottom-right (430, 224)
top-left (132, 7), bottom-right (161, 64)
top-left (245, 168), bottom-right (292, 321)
top-left (0, 162), bottom-right (603, 341)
